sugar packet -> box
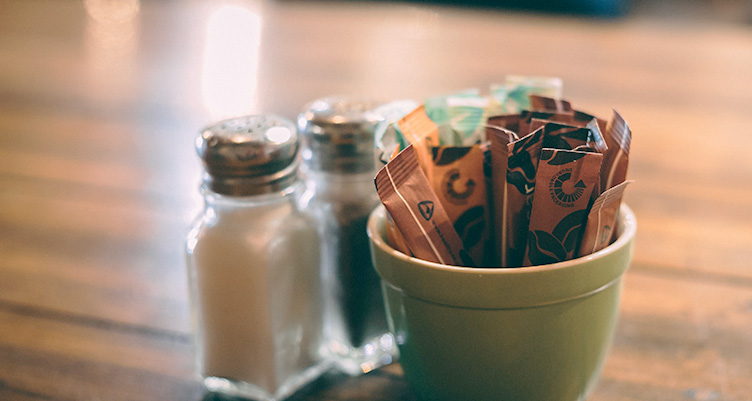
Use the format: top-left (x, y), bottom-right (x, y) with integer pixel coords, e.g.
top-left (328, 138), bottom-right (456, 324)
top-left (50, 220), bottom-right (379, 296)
top-left (429, 144), bottom-right (491, 266)
top-left (373, 99), bottom-right (420, 165)
top-left (487, 126), bottom-right (519, 267)
top-left (529, 94), bottom-right (572, 113)
top-left (375, 145), bottom-right (471, 267)
top-left (523, 148), bottom-right (603, 266)
top-left (577, 180), bottom-right (632, 257)
top-left (601, 110), bottom-right (631, 191)
top-left (490, 76), bottom-right (563, 113)
top-left (397, 105), bottom-right (440, 179)
top-left (504, 126), bottom-right (545, 267)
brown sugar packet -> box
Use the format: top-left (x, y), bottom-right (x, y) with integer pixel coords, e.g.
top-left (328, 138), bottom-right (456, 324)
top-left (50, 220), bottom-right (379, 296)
top-left (544, 115), bottom-right (611, 203)
top-left (397, 105), bottom-right (440, 181)
top-left (601, 110), bottom-right (631, 191)
top-left (523, 148), bottom-right (603, 266)
top-left (375, 145), bottom-right (471, 267)
top-left (504, 126), bottom-right (545, 267)
top-left (381, 106), bottom-right (441, 254)
top-left (531, 119), bottom-right (608, 158)
top-left (525, 94), bottom-right (608, 134)
top-left (577, 180), bottom-right (632, 257)
top-left (487, 114), bottom-right (523, 135)
top-left (429, 144), bottom-right (491, 267)
top-left (539, 121), bottom-right (595, 150)
top-left (544, 119), bottom-right (608, 154)
top-left (385, 211), bottom-right (413, 257)
top-left (584, 119), bottom-right (609, 198)
top-left (527, 95), bottom-right (609, 152)
top-left (487, 110), bottom-right (576, 137)
top-left (573, 110), bottom-right (608, 138)
top-left (531, 120), bottom-right (606, 201)
top-left (529, 95), bottom-right (573, 113)
top-left (585, 118), bottom-right (609, 154)
top-left (487, 126), bottom-right (519, 267)
top-left (518, 110), bottom-right (574, 136)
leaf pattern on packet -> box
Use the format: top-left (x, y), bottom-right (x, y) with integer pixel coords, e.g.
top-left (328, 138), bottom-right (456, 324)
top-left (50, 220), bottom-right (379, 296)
top-left (506, 129), bottom-right (543, 194)
top-left (527, 230), bottom-right (567, 265)
top-left (540, 148), bottom-right (587, 166)
top-left (433, 146), bottom-right (473, 166)
top-left (542, 126), bottom-right (591, 150)
top-left (552, 209), bottom-right (588, 253)
top-left (527, 209), bottom-right (588, 265)
top-left (453, 205), bottom-right (485, 250)
top-left (507, 150), bottom-right (537, 195)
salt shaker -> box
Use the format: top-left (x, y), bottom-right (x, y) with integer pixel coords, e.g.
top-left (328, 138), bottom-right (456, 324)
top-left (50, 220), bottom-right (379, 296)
top-left (298, 96), bottom-right (398, 375)
top-left (185, 114), bottom-right (329, 400)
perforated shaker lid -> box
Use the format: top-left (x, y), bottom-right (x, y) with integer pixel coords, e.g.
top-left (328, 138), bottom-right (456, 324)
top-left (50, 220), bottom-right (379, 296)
top-left (298, 96), bottom-right (383, 174)
top-left (196, 114), bottom-right (300, 196)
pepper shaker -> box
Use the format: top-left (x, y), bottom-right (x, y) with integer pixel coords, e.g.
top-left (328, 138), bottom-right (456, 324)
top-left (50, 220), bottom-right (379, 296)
top-left (185, 114), bottom-right (329, 400)
top-left (298, 96), bottom-right (398, 375)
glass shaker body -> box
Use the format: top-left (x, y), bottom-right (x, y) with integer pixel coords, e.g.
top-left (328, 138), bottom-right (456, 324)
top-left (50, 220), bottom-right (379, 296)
top-left (185, 115), bottom-right (328, 400)
top-left (306, 170), bottom-right (395, 374)
top-left (299, 97), bottom-right (398, 375)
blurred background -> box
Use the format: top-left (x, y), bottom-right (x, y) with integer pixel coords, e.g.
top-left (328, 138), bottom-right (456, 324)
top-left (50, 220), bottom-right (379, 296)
top-left (1, 0), bottom-right (752, 400)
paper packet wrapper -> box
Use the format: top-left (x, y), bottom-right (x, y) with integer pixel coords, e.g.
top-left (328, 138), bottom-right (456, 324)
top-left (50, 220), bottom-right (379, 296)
top-left (487, 109), bottom-right (580, 139)
top-left (529, 94), bottom-right (572, 113)
top-left (531, 111), bottom-right (610, 193)
top-left (397, 105), bottom-right (440, 176)
top-left (375, 145), bottom-right (471, 267)
top-left (444, 96), bottom-right (493, 145)
top-left (373, 99), bottom-right (420, 165)
top-left (377, 104), bottom-right (467, 257)
top-left (523, 148), bottom-right (603, 266)
top-left (487, 110), bottom-right (572, 138)
top-left (504, 126), bottom-right (545, 267)
top-left (425, 91), bottom-right (501, 146)
top-left (487, 114), bottom-right (524, 136)
top-left (385, 209), bottom-right (413, 256)
top-left (574, 110), bottom-right (608, 138)
top-left (527, 117), bottom-right (609, 189)
top-left (577, 180), bottom-right (632, 257)
top-left (425, 89), bottom-right (479, 118)
top-left (490, 76), bottom-right (563, 113)
top-left (519, 110), bottom-right (576, 135)
top-left (527, 94), bottom-right (609, 139)
top-left (429, 144), bottom-right (491, 267)
top-left (498, 120), bottom-right (603, 265)
top-left (601, 110), bottom-right (632, 191)
top-left (539, 121), bottom-right (604, 151)
top-left (487, 126), bottom-right (519, 267)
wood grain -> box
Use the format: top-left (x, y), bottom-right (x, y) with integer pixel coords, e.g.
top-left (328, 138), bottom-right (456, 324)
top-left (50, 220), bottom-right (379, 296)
top-left (1, 0), bottom-right (751, 400)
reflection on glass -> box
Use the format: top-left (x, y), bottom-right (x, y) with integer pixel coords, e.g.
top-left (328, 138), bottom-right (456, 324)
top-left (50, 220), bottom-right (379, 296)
top-left (201, 5), bottom-right (262, 120)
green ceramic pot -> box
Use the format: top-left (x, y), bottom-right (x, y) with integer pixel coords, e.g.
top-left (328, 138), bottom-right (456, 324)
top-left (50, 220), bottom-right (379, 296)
top-left (367, 204), bottom-right (636, 401)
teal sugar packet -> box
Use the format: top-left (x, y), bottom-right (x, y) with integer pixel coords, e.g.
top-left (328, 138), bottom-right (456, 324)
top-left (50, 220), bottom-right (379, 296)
top-left (424, 89), bottom-right (481, 146)
top-left (491, 75), bottom-right (564, 114)
top-left (373, 99), bottom-right (419, 165)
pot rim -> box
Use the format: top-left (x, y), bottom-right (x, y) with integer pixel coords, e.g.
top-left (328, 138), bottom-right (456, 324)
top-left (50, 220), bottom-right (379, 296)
top-left (367, 204), bottom-right (637, 308)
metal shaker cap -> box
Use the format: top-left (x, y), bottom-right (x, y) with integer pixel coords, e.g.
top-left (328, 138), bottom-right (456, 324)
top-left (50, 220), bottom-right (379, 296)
top-left (298, 96), bottom-right (383, 174)
top-left (196, 114), bottom-right (300, 196)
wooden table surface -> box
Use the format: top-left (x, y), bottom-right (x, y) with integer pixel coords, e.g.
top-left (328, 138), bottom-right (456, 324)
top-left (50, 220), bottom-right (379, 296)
top-left (2, 0), bottom-right (751, 400)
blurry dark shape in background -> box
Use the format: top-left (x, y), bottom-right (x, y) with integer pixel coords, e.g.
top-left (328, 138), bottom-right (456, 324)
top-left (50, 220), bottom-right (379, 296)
top-left (285, 0), bottom-right (631, 17)
top-left (407, 0), bottom-right (630, 17)
top-left (276, 0), bottom-right (752, 22)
